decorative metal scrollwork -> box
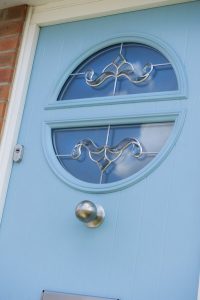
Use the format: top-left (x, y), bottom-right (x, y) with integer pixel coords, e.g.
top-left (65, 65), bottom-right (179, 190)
top-left (70, 43), bottom-right (171, 96)
top-left (71, 137), bottom-right (142, 171)
top-left (56, 125), bottom-right (158, 183)
top-left (85, 53), bottom-right (162, 87)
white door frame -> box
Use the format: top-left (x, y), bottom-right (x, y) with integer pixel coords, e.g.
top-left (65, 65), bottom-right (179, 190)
top-left (0, 0), bottom-right (194, 222)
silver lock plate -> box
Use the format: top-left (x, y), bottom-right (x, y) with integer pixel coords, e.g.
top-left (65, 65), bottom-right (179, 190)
top-left (13, 144), bottom-right (24, 162)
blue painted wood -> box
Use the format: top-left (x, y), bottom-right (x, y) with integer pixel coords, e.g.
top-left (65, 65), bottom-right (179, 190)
top-left (0, 2), bottom-right (200, 300)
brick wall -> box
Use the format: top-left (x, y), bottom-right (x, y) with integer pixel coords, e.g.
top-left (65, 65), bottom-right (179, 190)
top-left (0, 5), bottom-right (27, 137)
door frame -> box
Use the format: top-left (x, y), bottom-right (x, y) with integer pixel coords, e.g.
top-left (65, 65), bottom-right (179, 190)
top-left (0, 0), bottom-right (195, 229)
top-left (0, 0), bottom-right (199, 297)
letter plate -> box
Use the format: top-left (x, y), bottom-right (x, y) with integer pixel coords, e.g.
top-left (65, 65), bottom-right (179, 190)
top-left (42, 292), bottom-right (118, 300)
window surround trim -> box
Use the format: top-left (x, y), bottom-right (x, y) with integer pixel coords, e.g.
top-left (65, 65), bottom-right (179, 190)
top-left (42, 109), bottom-right (186, 193)
top-left (44, 34), bottom-right (187, 109)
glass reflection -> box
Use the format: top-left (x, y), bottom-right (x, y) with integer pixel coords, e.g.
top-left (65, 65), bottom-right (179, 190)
top-left (58, 43), bottom-right (178, 100)
top-left (53, 122), bottom-right (174, 184)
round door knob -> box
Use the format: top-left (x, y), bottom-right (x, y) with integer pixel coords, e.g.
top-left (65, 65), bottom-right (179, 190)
top-left (75, 200), bottom-right (105, 228)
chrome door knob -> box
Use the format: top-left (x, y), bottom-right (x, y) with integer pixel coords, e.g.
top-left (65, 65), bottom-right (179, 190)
top-left (75, 200), bottom-right (105, 228)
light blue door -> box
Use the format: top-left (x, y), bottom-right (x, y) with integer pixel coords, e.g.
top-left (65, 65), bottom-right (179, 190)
top-left (0, 2), bottom-right (200, 300)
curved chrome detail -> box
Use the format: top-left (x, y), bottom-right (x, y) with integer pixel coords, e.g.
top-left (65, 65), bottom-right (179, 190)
top-left (58, 42), bottom-right (178, 100)
top-left (57, 137), bottom-right (143, 173)
top-left (55, 122), bottom-right (163, 184)
top-left (75, 43), bottom-right (171, 90)
top-left (85, 61), bottom-right (155, 87)
top-left (75, 200), bottom-right (105, 228)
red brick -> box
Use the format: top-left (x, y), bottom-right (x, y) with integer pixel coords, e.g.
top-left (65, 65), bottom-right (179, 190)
top-left (0, 84), bottom-right (10, 100)
top-left (0, 21), bottom-right (24, 37)
top-left (0, 10), bottom-right (4, 19)
top-left (0, 119), bottom-right (4, 134)
top-left (0, 52), bottom-right (16, 67)
top-left (0, 102), bottom-right (7, 117)
top-left (1, 5), bottom-right (27, 21)
top-left (0, 68), bottom-right (13, 83)
top-left (0, 35), bottom-right (20, 51)
top-left (0, 5), bottom-right (28, 138)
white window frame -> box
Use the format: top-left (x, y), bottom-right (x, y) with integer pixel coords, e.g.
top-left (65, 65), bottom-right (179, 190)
top-left (0, 0), bottom-right (194, 220)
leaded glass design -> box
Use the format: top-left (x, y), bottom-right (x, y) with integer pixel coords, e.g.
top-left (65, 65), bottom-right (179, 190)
top-left (53, 122), bottom-right (174, 184)
top-left (58, 43), bottom-right (178, 100)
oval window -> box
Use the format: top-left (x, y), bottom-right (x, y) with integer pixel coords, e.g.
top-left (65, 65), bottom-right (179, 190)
top-left (49, 41), bottom-right (180, 188)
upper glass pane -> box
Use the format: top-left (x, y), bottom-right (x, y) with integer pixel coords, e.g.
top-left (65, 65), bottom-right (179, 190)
top-left (53, 122), bottom-right (174, 184)
top-left (58, 43), bottom-right (178, 100)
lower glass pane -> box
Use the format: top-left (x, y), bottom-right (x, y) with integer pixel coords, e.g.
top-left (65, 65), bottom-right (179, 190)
top-left (52, 122), bottom-right (173, 184)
